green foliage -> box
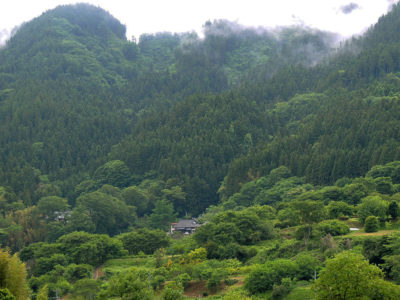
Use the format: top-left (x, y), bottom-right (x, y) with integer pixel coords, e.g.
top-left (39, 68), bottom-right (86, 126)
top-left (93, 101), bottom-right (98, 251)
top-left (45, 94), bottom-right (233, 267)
top-left (362, 235), bottom-right (391, 265)
top-left (388, 201), bottom-right (400, 220)
top-left (375, 177), bottom-right (394, 194)
top-left (365, 216), bottom-right (380, 233)
top-left (367, 161), bottom-right (400, 183)
top-left (314, 252), bottom-right (400, 299)
top-left (150, 274), bottom-right (165, 290)
top-left (194, 208), bottom-right (274, 260)
top-left (327, 201), bottom-right (354, 219)
top-left (122, 186), bottom-right (150, 216)
top-left (272, 277), bottom-right (293, 299)
top-left (317, 220), bottom-right (350, 236)
top-left (66, 210), bottom-right (96, 233)
top-left (244, 259), bottom-right (299, 294)
top-left (74, 180), bottom-right (96, 198)
top-left (277, 207), bottom-right (301, 228)
top-left (291, 200), bottom-right (327, 225)
top-left (34, 254), bottom-right (68, 276)
top-left (0, 289), bottom-right (16, 300)
top-left (37, 196), bottom-right (69, 219)
top-left (357, 195), bottom-right (388, 224)
top-left (3, 2), bottom-right (400, 221)
top-left (166, 235), bottom-right (197, 255)
top-left (36, 284), bottom-right (48, 300)
top-left (64, 264), bottom-right (93, 283)
top-left (57, 231), bottom-right (125, 266)
top-left (383, 255), bottom-right (400, 284)
top-left (98, 269), bottom-right (154, 300)
top-left (149, 199), bottom-right (176, 230)
top-left (70, 278), bottom-right (100, 299)
top-left (162, 186), bottom-right (187, 216)
top-left (294, 225), bottom-right (318, 242)
top-left (0, 249), bottom-right (29, 300)
top-left (5, 4), bottom-right (400, 298)
top-left (186, 247), bottom-right (207, 263)
top-left (93, 160), bottom-right (131, 188)
top-left (207, 269), bottom-right (228, 292)
top-left (118, 229), bottom-right (170, 255)
top-left (294, 253), bottom-right (321, 280)
top-left (227, 172), bottom-right (306, 208)
top-left (75, 191), bottom-right (135, 235)
top-left (19, 242), bottom-right (62, 262)
top-left (175, 273), bottom-right (191, 288)
top-left (342, 183), bottom-right (369, 205)
top-left (161, 281), bottom-right (184, 300)
top-left (291, 200), bottom-right (326, 245)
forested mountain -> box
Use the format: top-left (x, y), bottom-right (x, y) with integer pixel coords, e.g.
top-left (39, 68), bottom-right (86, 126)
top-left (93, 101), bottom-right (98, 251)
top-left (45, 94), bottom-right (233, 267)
top-left (0, 2), bottom-right (399, 217)
top-left (0, 3), bottom-right (337, 213)
top-left (2, 2), bottom-right (400, 299)
top-left (109, 2), bottom-right (400, 213)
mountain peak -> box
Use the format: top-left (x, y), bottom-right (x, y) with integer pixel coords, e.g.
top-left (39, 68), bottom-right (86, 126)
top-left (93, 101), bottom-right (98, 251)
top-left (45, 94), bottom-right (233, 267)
top-left (0, 3), bottom-right (129, 85)
top-left (45, 3), bottom-right (126, 40)
top-left (6, 3), bottom-right (126, 49)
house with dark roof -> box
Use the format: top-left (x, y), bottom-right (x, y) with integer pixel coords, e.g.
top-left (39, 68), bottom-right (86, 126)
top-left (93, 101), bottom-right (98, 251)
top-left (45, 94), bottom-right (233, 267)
top-left (170, 219), bottom-right (200, 235)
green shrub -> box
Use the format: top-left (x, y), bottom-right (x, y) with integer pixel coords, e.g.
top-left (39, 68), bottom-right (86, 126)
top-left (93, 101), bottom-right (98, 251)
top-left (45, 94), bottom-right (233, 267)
top-left (65, 264), bottom-right (93, 283)
top-left (388, 201), bottom-right (400, 220)
top-left (294, 225), bottom-right (317, 241)
top-left (0, 288), bottom-right (15, 300)
top-left (224, 278), bottom-right (239, 286)
top-left (34, 254), bottom-right (68, 276)
top-left (118, 228), bottom-right (171, 255)
top-left (70, 279), bottom-right (100, 299)
top-left (327, 201), bottom-right (354, 219)
top-left (295, 253), bottom-right (321, 280)
top-left (364, 216), bottom-right (379, 233)
top-left (272, 277), bottom-right (293, 299)
top-left (244, 259), bottom-right (299, 294)
top-left (162, 282), bottom-right (184, 300)
top-left (175, 273), bottom-right (191, 288)
top-left (317, 220), bottom-right (350, 236)
top-left (151, 275), bottom-right (165, 290)
top-left (207, 269), bottom-right (228, 292)
top-left (357, 196), bottom-right (388, 224)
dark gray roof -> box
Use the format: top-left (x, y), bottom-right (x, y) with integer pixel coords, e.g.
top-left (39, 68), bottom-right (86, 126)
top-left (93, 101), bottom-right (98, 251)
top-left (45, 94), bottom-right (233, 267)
top-left (173, 219), bottom-right (199, 228)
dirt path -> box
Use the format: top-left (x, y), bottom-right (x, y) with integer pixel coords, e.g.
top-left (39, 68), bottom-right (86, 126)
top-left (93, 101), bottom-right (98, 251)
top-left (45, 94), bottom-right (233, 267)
top-left (348, 229), bottom-right (397, 237)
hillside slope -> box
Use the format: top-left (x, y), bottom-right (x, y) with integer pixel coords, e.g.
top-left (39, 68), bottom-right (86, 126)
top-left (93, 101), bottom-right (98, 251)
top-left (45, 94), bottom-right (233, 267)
top-left (0, 4), bottom-right (336, 208)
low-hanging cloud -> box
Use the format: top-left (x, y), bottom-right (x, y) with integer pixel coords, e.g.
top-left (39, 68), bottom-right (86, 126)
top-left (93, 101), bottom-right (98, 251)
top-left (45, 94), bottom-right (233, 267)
top-left (0, 29), bottom-right (10, 46)
top-left (340, 3), bottom-right (360, 14)
top-left (387, 0), bottom-right (399, 11)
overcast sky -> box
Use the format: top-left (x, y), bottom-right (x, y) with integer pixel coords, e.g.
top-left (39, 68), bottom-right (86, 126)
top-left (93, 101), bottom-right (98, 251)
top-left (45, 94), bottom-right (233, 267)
top-left (0, 0), bottom-right (398, 44)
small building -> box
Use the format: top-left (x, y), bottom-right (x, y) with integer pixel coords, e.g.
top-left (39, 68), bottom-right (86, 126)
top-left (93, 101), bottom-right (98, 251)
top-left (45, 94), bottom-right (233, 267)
top-left (170, 219), bottom-right (200, 235)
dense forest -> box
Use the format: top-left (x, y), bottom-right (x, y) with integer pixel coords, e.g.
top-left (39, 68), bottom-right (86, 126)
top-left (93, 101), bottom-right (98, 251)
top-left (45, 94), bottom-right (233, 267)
top-left (1, 2), bottom-right (400, 299)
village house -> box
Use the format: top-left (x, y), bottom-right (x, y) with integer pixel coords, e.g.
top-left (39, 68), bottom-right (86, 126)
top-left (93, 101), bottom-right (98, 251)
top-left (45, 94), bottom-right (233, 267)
top-left (170, 219), bottom-right (200, 235)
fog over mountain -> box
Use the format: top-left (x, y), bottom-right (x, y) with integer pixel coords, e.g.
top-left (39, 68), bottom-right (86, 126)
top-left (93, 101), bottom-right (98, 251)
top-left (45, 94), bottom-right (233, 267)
top-left (0, 0), bottom-right (398, 45)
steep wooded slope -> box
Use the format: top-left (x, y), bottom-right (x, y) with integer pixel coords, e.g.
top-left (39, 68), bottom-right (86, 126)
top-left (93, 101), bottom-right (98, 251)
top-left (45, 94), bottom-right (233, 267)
top-left (0, 4), bottom-right (336, 209)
